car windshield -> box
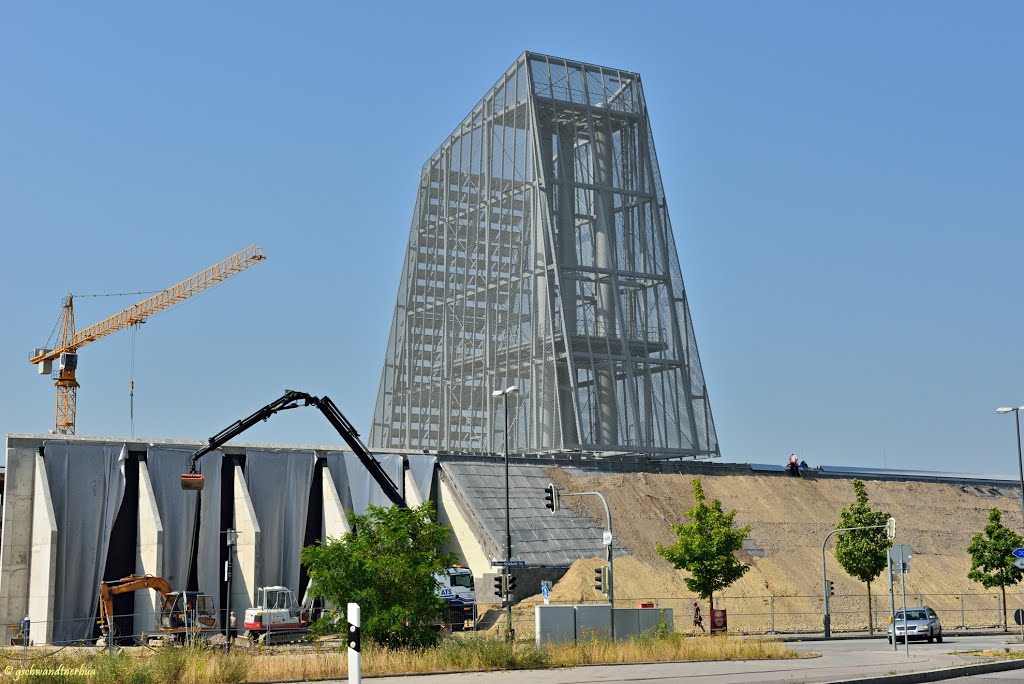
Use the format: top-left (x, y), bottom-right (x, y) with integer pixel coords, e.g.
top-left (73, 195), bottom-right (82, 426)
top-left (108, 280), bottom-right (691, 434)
top-left (895, 610), bottom-right (928, 621)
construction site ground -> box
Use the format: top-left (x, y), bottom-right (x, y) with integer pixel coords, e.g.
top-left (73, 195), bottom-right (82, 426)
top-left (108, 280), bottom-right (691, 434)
top-left (482, 467), bottom-right (1024, 638)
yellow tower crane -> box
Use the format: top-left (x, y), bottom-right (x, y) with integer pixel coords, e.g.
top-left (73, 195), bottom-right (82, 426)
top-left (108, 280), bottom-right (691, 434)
top-left (29, 244), bottom-right (267, 435)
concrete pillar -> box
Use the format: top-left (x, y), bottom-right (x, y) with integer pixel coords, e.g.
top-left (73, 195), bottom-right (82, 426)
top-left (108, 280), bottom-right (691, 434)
top-left (403, 469), bottom-right (424, 508)
top-left (436, 477), bottom-right (492, 591)
top-left (135, 461), bottom-right (163, 636)
top-left (232, 465), bottom-right (260, 611)
top-left (557, 123), bottom-right (581, 450)
top-left (323, 471), bottom-right (352, 540)
top-left (27, 452), bottom-right (57, 645)
top-left (0, 446), bottom-right (36, 635)
top-left (592, 124), bottom-right (619, 445)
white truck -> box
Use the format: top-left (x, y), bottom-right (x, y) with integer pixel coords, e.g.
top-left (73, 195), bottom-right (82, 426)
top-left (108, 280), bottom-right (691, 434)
top-left (435, 566), bottom-right (476, 631)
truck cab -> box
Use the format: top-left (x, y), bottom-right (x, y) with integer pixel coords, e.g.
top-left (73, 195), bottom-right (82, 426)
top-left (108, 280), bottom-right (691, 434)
top-left (435, 566), bottom-right (476, 630)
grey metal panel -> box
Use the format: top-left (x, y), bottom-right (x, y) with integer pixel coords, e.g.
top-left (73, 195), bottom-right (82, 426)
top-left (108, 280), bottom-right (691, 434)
top-left (535, 605), bottom-right (576, 644)
top-left (613, 608), bottom-right (640, 640)
top-left (638, 607), bottom-right (673, 635)
top-left (575, 604), bottom-right (611, 641)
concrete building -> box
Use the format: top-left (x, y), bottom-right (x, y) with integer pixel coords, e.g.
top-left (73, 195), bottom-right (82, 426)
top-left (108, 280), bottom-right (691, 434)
top-left (0, 433), bottom-right (623, 645)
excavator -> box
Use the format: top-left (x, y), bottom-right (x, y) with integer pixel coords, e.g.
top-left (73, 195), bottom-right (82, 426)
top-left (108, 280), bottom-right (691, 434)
top-left (97, 574), bottom-right (219, 645)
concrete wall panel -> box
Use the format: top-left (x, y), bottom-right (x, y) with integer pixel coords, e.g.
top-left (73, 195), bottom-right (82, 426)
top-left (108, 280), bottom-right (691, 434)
top-left (0, 445), bottom-right (36, 634)
top-left (134, 462), bottom-right (163, 636)
top-left (232, 466), bottom-right (260, 611)
top-left (322, 472), bottom-right (351, 541)
top-left (28, 453), bottom-right (57, 645)
top-left (437, 477), bottom-right (492, 588)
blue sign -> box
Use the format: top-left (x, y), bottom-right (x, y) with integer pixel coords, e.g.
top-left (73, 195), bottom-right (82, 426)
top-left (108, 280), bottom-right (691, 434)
top-left (541, 585), bottom-right (550, 600)
top-left (1012, 548), bottom-right (1024, 559)
top-left (491, 560), bottom-right (526, 567)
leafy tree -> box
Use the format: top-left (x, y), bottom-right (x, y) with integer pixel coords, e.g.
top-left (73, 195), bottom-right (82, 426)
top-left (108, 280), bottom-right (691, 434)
top-left (967, 507), bottom-right (1024, 632)
top-left (834, 479), bottom-right (892, 635)
top-left (656, 478), bottom-right (751, 608)
top-left (300, 501), bottom-right (457, 648)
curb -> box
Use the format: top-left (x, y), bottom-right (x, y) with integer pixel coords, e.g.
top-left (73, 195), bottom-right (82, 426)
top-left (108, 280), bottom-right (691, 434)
top-left (821, 657), bottom-right (1024, 684)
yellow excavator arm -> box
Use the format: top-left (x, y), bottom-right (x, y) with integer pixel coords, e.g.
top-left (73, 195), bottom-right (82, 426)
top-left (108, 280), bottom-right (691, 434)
top-left (97, 574), bottom-right (174, 635)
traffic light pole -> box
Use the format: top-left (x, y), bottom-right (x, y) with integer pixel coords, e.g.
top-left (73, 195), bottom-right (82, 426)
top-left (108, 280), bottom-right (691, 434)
top-left (560, 490), bottom-right (615, 639)
top-left (821, 521), bottom-right (892, 638)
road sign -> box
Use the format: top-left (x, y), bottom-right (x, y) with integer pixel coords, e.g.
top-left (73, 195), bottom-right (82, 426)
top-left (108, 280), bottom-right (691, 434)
top-left (541, 582), bottom-right (551, 605)
top-left (889, 544), bottom-right (912, 574)
top-left (602, 530), bottom-right (613, 546)
top-left (1015, 558), bottom-right (1024, 570)
top-left (1015, 609), bottom-right (1024, 626)
top-left (491, 560), bottom-right (526, 567)
top-left (1012, 548), bottom-right (1024, 559)
top-left (886, 517), bottom-right (896, 541)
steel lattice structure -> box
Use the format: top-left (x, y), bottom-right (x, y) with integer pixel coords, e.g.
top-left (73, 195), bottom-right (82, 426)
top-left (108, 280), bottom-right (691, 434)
top-left (370, 52), bottom-right (719, 460)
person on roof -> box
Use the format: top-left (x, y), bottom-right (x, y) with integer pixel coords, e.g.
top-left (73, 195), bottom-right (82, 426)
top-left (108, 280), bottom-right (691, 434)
top-left (787, 453), bottom-right (801, 477)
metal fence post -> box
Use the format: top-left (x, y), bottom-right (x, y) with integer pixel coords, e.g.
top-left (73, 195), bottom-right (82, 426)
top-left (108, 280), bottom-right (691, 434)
top-left (960, 594), bottom-right (965, 629)
top-left (770, 594), bottom-right (775, 635)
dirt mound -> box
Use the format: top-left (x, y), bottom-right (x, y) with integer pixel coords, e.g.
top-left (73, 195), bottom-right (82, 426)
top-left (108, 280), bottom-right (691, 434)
top-left (530, 467), bottom-right (1022, 633)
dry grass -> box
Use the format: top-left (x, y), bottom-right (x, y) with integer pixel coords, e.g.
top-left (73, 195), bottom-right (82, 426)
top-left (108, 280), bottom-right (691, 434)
top-left (1, 635), bottom-right (800, 683)
top-left (955, 649), bottom-right (1024, 659)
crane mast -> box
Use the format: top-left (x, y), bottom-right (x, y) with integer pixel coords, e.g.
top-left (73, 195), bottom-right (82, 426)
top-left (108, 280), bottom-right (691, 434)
top-left (30, 245), bottom-right (266, 434)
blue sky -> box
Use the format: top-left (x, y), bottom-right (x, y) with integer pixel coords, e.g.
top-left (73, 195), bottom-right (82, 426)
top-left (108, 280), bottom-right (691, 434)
top-left (1, 2), bottom-right (1021, 473)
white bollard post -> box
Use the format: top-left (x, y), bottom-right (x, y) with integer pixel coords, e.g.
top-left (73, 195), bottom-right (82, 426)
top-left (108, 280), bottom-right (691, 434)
top-left (348, 603), bottom-right (361, 684)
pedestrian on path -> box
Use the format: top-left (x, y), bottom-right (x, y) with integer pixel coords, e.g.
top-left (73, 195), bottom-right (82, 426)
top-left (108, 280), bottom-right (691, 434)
top-left (693, 601), bottom-right (706, 633)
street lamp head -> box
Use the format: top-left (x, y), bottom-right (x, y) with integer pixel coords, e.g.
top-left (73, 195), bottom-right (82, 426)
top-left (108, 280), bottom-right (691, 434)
top-left (492, 385), bottom-right (519, 397)
top-left (492, 390), bottom-right (503, 397)
top-left (997, 407), bottom-right (1019, 414)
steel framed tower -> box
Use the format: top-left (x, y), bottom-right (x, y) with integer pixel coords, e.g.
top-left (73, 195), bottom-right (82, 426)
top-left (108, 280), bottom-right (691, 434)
top-left (371, 52), bottom-right (719, 460)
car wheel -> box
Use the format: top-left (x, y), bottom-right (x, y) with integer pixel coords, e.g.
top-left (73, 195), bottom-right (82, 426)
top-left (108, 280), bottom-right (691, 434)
top-left (936, 630), bottom-right (943, 643)
top-left (927, 631), bottom-right (934, 643)
top-left (888, 636), bottom-right (892, 644)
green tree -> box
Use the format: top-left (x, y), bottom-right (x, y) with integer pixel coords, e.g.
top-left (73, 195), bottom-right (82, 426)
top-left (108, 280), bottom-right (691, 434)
top-left (967, 507), bottom-right (1024, 632)
top-left (656, 478), bottom-right (751, 608)
top-left (300, 501), bottom-right (457, 648)
top-left (834, 479), bottom-right (892, 635)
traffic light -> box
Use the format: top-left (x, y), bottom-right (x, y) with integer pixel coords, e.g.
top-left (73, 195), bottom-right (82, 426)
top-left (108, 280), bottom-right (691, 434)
top-left (827, 580), bottom-right (835, 597)
top-left (543, 483), bottom-right (560, 513)
top-left (493, 575), bottom-right (505, 598)
top-left (594, 565), bottom-right (608, 594)
top-left (507, 575), bottom-right (517, 594)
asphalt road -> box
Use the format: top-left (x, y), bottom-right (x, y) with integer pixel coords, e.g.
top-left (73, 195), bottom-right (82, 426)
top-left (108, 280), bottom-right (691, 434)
top-left (327, 634), bottom-right (1024, 684)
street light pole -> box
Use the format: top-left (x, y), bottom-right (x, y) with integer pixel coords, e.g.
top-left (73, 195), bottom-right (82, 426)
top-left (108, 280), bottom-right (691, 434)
top-left (493, 385), bottom-right (518, 642)
top-left (996, 406), bottom-right (1024, 528)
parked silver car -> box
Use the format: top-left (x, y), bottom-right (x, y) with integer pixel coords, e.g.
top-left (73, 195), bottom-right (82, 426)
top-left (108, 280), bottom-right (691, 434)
top-left (888, 606), bottom-right (943, 643)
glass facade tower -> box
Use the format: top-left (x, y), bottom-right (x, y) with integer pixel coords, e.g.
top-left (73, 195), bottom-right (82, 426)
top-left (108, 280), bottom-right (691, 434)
top-left (370, 52), bottom-right (719, 460)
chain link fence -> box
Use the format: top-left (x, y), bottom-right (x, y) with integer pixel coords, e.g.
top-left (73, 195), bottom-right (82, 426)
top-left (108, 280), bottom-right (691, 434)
top-left (476, 590), bottom-right (1024, 641)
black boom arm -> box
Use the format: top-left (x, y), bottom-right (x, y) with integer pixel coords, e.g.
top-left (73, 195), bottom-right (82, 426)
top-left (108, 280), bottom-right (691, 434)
top-left (185, 389), bottom-right (407, 508)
